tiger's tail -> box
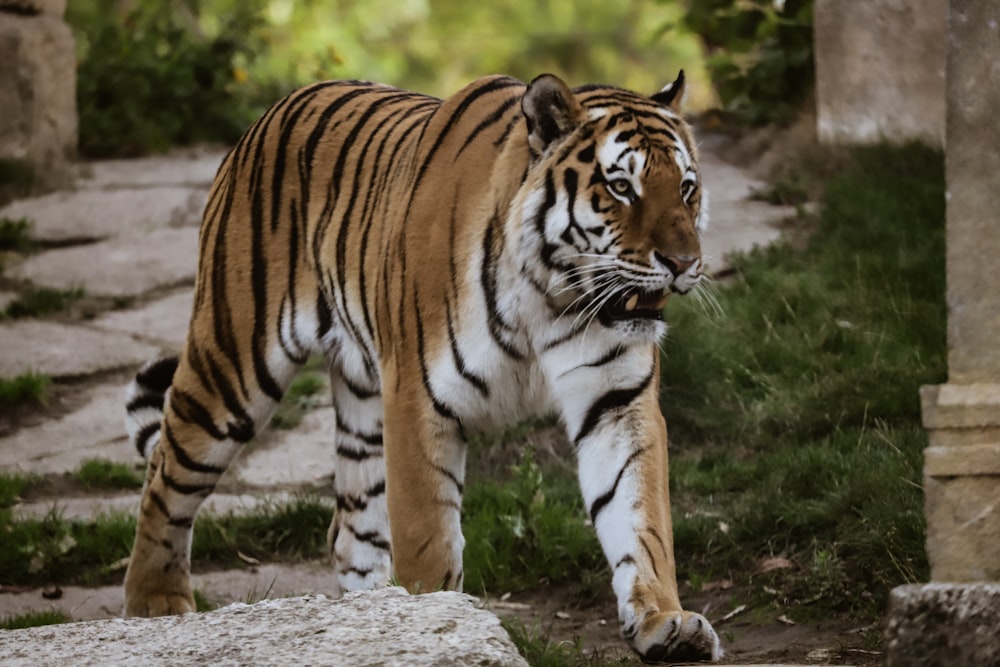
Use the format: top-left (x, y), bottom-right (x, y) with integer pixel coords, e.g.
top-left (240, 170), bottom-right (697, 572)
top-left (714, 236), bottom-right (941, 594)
top-left (124, 356), bottom-right (179, 460)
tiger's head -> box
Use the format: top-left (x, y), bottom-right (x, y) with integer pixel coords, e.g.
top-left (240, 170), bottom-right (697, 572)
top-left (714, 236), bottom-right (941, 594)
top-left (517, 71), bottom-right (706, 342)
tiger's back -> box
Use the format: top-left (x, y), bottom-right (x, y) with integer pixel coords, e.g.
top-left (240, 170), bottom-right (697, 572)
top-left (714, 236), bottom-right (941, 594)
top-left (124, 74), bottom-right (723, 662)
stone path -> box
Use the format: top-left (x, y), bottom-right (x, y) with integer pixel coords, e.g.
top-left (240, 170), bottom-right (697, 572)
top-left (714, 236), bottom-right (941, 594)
top-left (0, 140), bottom-right (796, 625)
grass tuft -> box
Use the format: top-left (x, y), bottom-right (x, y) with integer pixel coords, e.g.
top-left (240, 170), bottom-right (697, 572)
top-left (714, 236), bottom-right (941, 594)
top-left (3, 287), bottom-right (85, 319)
top-left (271, 370), bottom-right (327, 429)
top-left (0, 372), bottom-right (50, 408)
top-left (73, 459), bottom-right (143, 491)
top-left (0, 472), bottom-right (41, 509)
top-left (0, 217), bottom-right (34, 253)
top-left (0, 609), bottom-right (73, 630)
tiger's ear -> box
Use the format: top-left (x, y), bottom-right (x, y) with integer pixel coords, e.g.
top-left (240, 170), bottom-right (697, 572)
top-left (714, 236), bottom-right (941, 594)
top-left (522, 74), bottom-right (583, 155)
top-left (651, 70), bottom-right (686, 112)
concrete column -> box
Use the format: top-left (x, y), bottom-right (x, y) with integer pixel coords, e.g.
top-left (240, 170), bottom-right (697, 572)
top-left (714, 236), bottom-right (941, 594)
top-left (813, 0), bottom-right (947, 146)
top-left (886, 2), bottom-right (1000, 664)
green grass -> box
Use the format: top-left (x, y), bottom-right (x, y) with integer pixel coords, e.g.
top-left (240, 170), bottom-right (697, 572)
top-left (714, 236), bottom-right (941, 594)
top-left (73, 459), bottom-right (143, 491)
top-left (2, 287), bottom-right (85, 319)
top-left (0, 496), bottom-right (333, 587)
top-left (0, 609), bottom-right (73, 630)
top-left (0, 372), bottom-right (49, 408)
top-left (0, 217), bottom-right (34, 253)
top-left (463, 453), bottom-right (605, 596)
top-left (503, 619), bottom-right (615, 667)
top-left (0, 472), bottom-right (40, 509)
top-left (661, 142), bottom-right (945, 617)
top-left (270, 370), bottom-right (327, 429)
top-left (191, 495), bottom-right (332, 565)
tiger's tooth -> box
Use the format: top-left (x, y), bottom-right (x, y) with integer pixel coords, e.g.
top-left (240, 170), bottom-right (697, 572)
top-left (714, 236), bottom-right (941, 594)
top-left (624, 293), bottom-right (639, 312)
top-left (656, 294), bottom-right (671, 309)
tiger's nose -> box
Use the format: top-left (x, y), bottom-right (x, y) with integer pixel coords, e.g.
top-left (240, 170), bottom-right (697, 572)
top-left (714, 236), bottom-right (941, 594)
top-left (654, 252), bottom-right (699, 276)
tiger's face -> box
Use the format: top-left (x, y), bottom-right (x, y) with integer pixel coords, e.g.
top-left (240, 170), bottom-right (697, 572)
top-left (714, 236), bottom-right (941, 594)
top-left (520, 73), bottom-right (706, 341)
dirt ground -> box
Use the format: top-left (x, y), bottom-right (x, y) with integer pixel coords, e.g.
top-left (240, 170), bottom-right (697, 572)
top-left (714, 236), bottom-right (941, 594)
top-left (482, 580), bottom-right (881, 665)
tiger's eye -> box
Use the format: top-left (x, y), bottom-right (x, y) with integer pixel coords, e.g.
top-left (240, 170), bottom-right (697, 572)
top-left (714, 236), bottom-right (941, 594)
top-left (609, 179), bottom-right (633, 198)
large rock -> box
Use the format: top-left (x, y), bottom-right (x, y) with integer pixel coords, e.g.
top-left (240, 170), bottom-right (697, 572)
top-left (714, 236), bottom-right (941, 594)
top-left (0, 589), bottom-right (529, 667)
top-left (886, 584), bottom-right (1000, 666)
top-left (0, 4), bottom-right (76, 191)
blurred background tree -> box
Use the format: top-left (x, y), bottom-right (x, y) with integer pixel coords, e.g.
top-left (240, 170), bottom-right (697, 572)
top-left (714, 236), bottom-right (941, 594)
top-left (67, 0), bottom-right (813, 157)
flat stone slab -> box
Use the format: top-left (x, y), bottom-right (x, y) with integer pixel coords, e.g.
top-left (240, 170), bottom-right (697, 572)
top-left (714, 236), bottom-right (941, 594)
top-left (699, 151), bottom-right (795, 275)
top-left (0, 562), bottom-right (339, 623)
top-left (80, 147), bottom-right (227, 189)
top-left (11, 226), bottom-right (198, 297)
top-left (0, 382), bottom-right (131, 473)
top-left (232, 407), bottom-right (338, 488)
top-left (0, 187), bottom-right (206, 243)
top-left (0, 588), bottom-right (528, 667)
top-left (11, 490), bottom-right (306, 522)
top-left (886, 583), bottom-right (1000, 666)
top-left (94, 289), bottom-right (193, 349)
top-left (0, 321), bottom-right (158, 380)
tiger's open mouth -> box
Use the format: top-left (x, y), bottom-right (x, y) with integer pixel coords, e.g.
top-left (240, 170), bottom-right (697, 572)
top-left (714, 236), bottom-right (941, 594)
top-left (599, 288), bottom-right (671, 323)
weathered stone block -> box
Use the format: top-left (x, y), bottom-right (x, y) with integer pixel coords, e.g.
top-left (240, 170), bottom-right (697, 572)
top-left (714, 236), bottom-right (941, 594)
top-left (813, 0), bottom-right (946, 145)
top-left (0, 8), bottom-right (76, 191)
top-left (0, 589), bottom-right (529, 667)
top-left (921, 382), bottom-right (1000, 582)
top-left (924, 473), bottom-right (1000, 582)
top-left (886, 583), bottom-right (1000, 666)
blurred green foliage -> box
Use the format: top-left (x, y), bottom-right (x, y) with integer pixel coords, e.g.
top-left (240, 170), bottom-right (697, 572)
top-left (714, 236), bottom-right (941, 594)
top-left (68, 0), bottom-right (711, 157)
top-left (69, 0), bottom-right (274, 156)
top-left (680, 0), bottom-right (814, 124)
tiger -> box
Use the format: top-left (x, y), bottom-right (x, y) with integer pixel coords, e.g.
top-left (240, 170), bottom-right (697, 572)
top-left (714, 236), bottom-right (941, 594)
top-left (122, 71), bottom-right (722, 662)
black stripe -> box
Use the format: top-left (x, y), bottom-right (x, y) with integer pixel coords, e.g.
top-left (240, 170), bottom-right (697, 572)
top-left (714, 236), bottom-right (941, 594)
top-left (134, 421), bottom-right (161, 457)
top-left (588, 447), bottom-right (644, 523)
top-left (170, 388), bottom-right (226, 441)
top-left (480, 217), bottom-right (525, 360)
top-left (410, 77), bottom-right (522, 193)
top-left (336, 414), bottom-right (383, 446)
top-left (640, 535), bottom-right (660, 578)
top-left (135, 357), bottom-right (179, 393)
top-left (337, 445), bottom-right (380, 461)
top-left (162, 420), bottom-right (227, 475)
top-left (348, 525), bottom-right (391, 552)
top-left (341, 374), bottom-right (380, 400)
top-left (126, 393), bottom-right (165, 414)
top-left (161, 466), bottom-right (215, 496)
top-left (147, 489), bottom-right (193, 528)
top-left (455, 94), bottom-right (521, 157)
top-left (574, 361), bottom-right (655, 446)
top-left (445, 295), bottom-right (490, 397)
top-left (413, 287), bottom-right (466, 436)
top-left (614, 554), bottom-right (635, 569)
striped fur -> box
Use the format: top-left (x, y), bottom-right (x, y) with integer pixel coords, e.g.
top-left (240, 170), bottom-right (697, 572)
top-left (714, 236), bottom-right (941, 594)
top-left (123, 72), bottom-right (721, 661)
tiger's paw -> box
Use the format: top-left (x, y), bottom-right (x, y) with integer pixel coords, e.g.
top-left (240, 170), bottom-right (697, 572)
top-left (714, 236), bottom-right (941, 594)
top-left (627, 610), bottom-right (722, 663)
top-left (124, 590), bottom-right (195, 617)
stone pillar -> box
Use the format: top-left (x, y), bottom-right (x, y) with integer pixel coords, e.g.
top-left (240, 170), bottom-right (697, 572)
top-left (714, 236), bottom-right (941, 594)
top-left (922, 0), bottom-right (1000, 585)
top-left (813, 0), bottom-right (947, 146)
top-left (0, 0), bottom-right (77, 193)
top-left (886, 1), bottom-right (1000, 665)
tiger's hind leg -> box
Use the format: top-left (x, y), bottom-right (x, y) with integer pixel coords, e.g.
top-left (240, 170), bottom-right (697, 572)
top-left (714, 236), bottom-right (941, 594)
top-left (326, 370), bottom-right (392, 593)
top-left (123, 344), bottom-right (302, 617)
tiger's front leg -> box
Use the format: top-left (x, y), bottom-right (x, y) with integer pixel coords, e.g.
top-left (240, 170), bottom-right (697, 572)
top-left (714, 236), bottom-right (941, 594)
top-left (556, 349), bottom-right (722, 662)
top-left (381, 369), bottom-right (467, 593)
